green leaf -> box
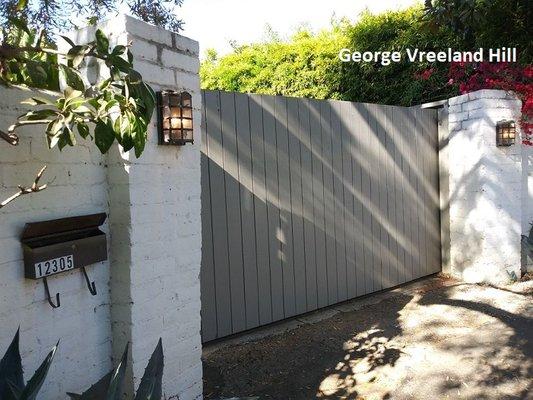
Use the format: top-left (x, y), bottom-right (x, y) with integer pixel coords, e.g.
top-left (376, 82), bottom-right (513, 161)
top-left (16, 0), bottom-right (28, 10)
top-left (94, 121), bottom-right (115, 154)
top-left (137, 83), bottom-right (156, 120)
top-left (59, 65), bottom-right (85, 92)
top-left (64, 87), bottom-right (83, 101)
top-left (95, 29), bottom-right (109, 55)
top-left (67, 45), bottom-right (90, 68)
top-left (134, 339), bottom-right (164, 400)
top-left (108, 56), bottom-right (132, 73)
top-left (66, 372), bottom-right (112, 400)
top-left (111, 45), bottom-right (126, 56)
top-left (8, 17), bottom-right (30, 34)
top-left (23, 109), bottom-right (57, 120)
top-left (19, 341), bottom-right (58, 400)
top-left (105, 344), bottom-right (128, 400)
top-left (77, 122), bottom-right (90, 139)
top-left (26, 61), bottom-right (48, 86)
top-left (127, 69), bottom-right (142, 84)
top-left (57, 133), bottom-right (69, 151)
top-left (65, 126), bottom-right (76, 146)
top-left (0, 329), bottom-right (24, 398)
top-left (60, 35), bottom-right (76, 48)
top-left (21, 97), bottom-right (54, 106)
top-left (132, 122), bottom-right (146, 158)
top-left (7, 380), bottom-right (23, 400)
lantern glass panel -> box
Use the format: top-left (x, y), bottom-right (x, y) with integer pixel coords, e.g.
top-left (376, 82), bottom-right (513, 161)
top-left (169, 94), bottom-right (179, 107)
top-left (183, 129), bottom-right (193, 141)
top-left (181, 107), bottom-right (192, 119)
top-left (496, 120), bottom-right (516, 147)
top-left (157, 90), bottom-right (194, 145)
top-left (182, 118), bottom-right (193, 130)
top-left (181, 92), bottom-right (192, 107)
top-left (170, 107), bottom-right (181, 118)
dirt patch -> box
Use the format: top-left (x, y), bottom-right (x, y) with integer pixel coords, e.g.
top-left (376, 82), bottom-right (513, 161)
top-left (203, 277), bottom-right (532, 399)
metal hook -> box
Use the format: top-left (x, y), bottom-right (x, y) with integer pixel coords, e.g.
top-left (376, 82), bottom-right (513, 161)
top-left (43, 277), bottom-right (60, 308)
top-left (81, 267), bottom-right (97, 296)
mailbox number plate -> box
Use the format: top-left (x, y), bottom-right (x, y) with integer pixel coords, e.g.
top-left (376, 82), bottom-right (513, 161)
top-left (35, 255), bottom-right (74, 278)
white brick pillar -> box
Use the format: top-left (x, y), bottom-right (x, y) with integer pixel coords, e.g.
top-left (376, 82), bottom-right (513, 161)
top-left (443, 89), bottom-right (531, 284)
top-left (67, 16), bottom-right (203, 399)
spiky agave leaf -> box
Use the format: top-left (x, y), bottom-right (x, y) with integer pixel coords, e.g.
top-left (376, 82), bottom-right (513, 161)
top-left (66, 343), bottom-right (128, 400)
top-left (105, 343), bottom-right (128, 400)
top-left (66, 372), bottom-right (112, 400)
top-left (0, 329), bottom-right (25, 399)
top-left (18, 340), bottom-right (59, 400)
top-left (134, 339), bottom-right (163, 400)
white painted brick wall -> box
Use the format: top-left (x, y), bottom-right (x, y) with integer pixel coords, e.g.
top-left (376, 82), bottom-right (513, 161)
top-left (445, 89), bottom-right (531, 283)
top-left (0, 15), bottom-right (203, 400)
top-left (88, 15), bottom-right (202, 400)
top-left (0, 86), bottom-right (112, 398)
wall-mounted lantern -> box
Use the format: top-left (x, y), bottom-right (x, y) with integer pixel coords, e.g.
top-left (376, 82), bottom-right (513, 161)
top-left (156, 90), bottom-right (193, 145)
top-left (496, 120), bottom-right (516, 147)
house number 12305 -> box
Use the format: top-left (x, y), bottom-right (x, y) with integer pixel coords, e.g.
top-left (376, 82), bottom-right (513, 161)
top-left (35, 255), bottom-right (74, 278)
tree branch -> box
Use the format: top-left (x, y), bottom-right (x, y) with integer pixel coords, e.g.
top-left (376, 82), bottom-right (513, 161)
top-left (0, 166), bottom-right (47, 209)
top-left (0, 129), bottom-right (19, 145)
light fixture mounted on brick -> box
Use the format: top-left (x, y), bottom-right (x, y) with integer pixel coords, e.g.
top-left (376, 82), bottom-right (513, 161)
top-left (496, 120), bottom-right (516, 147)
top-left (157, 90), bottom-right (193, 145)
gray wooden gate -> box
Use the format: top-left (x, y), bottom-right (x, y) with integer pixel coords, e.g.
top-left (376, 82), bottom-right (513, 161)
top-left (200, 90), bottom-right (440, 342)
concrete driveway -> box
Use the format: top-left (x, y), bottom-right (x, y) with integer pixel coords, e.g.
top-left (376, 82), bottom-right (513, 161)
top-left (203, 276), bottom-right (532, 399)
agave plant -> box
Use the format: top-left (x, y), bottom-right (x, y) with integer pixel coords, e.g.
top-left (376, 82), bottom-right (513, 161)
top-left (67, 339), bottom-right (163, 400)
top-left (522, 223), bottom-right (533, 259)
top-left (0, 329), bottom-right (58, 400)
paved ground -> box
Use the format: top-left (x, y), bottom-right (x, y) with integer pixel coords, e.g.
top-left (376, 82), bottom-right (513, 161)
top-left (203, 276), bottom-right (532, 400)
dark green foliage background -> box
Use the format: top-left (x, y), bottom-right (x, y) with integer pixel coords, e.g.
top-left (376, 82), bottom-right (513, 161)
top-left (201, 1), bottom-right (532, 106)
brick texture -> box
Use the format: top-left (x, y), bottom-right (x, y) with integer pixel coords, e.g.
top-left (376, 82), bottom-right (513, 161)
top-left (0, 15), bottom-right (203, 400)
top-left (444, 89), bottom-right (531, 283)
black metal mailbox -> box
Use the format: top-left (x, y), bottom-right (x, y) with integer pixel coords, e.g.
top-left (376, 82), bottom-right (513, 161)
top-left (21, 213), bottom-right (107, 308)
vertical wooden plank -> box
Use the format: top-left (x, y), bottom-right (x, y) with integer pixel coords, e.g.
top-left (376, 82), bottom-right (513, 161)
top-left (275, 96), bottom-right (296, 318)
top-left (423, 108), bottom-right (437, 275)
top-left (331, 101), bottom-right (348, 302)
top-left (348, 103), bottom-right (367, 297)
top-left (413, 107), bottom-right (428, 278)
top-left (358, 104), bottom-right (375, 294)
top-left (367, 104), bottom-right (384, 291)
top-left (220, 92), bottom-right (246, 333)
top-left (321, 101), bottom-right (337, 304)
top-left (287, 98), bottom-right (307, 314)
top-left (431, 109), bottom-right (442, 273)
top-left (404, 108), bottom-right (420, 280)
top-left (384, 106), bottom-right (398, 288)
top-left (204, 90), bottom-right (232, 337)
top-left (235, 93), bottom-right (259, 329)
top-left (392, 110), bottom-right (405, 285)
top-left (425, 109), bottom-right (441, 274)
top-left (262, 95), bottom-right (285, 321)
top-left (309, 99), bottom-right (328, 307)
top-left (420, 109), bottom-right (433, 276)
top-left (299, 99), bottom-right (318, 311)
top-left (373, 104), bottom-right (390, 289)
top-left (385, 106), bottom-right (400, 287)
top-left (200, 91), bottom-right (217, 341)
top-left (249, 93), bottom-right (272, 325)
top-left (396, 107), bottom-right (411, 283)
top-left (339, 101), bottom-right (356, 299)
top-left (409, 108), bottom-right (422, 279)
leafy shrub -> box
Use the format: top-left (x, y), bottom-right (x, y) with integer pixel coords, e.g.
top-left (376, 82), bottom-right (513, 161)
top-left (201, 2), bottom-right (531, 106)
top-left (201, 23), bottom-right (349, 100)
top-left (1, 18), bottom-right (155, 157)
